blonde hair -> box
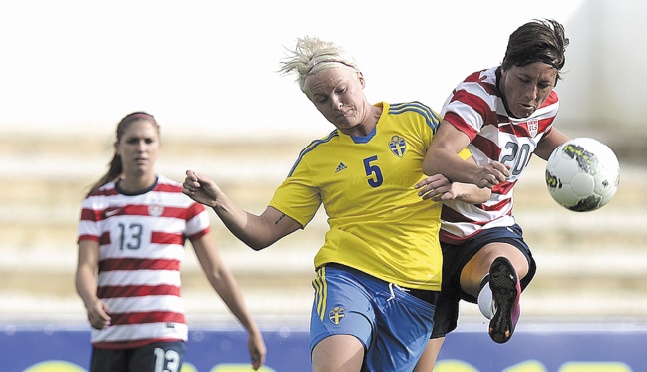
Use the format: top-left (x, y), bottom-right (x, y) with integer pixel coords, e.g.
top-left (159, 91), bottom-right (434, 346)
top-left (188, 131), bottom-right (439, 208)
top-left (279, 36), bottom-right (361, 92)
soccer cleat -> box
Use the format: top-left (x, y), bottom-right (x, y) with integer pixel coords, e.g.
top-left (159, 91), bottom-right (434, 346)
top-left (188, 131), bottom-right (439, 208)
top-left (487, 257), bottom-right (521, 344)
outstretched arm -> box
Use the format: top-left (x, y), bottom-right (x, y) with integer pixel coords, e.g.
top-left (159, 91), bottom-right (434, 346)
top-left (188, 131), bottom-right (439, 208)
top-left (535, 127), bottom-right (569, 160)
top-left (191, 234), bottom-right (267, 370)
top-left (183, 170), bottom-right (301, 250)
top-left (416, 173), bottom-right (491, 203)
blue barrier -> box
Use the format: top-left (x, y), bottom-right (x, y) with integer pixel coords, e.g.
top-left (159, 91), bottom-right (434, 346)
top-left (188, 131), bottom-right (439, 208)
top-left (1, 323), bottom-right (645, 371)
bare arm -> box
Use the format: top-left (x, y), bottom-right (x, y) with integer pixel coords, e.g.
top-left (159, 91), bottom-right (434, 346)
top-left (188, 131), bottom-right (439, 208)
top-left (75, 240), bottom-right (111, 330)
top-left (534, 127), bottom-right (570, 160)
top-left (447, 182), bottom-right (491, 203)
top-left (416, 173), bottom-right (491, 204)
top-left (423, 121), bottom-right (510, 188)
top-left (446, 154), bottom-right (491, 203)
top-left (183, 170), bottom-right (302, 250)
top-left (191, 234), bottom-right (266, 370)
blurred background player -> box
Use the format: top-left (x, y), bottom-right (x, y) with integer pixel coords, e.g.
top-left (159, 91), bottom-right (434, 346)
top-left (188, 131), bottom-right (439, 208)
top-left (182, 36), bottom-right (489, 372)
top-left (75, 112), bottom-right (266, 371)
top-left (415, 19), bottom-right (571, 371)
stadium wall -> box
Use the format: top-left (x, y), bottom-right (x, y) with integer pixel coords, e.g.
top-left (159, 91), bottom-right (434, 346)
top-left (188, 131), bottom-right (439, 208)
top-left (2, 323), bottom-right (645, 372)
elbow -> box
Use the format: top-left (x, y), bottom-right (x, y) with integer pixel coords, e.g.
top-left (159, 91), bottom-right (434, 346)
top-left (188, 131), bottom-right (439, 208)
top-left (423, 163), bottom-right (441, 177)
top-left (422, 159), bottom-right (435, 176)
top-left (422, 150), bottom-right (442, 176)
top-left (247, 240), bottom-right (271, 251)
top-left (249, 244), bottom-right (266, 252)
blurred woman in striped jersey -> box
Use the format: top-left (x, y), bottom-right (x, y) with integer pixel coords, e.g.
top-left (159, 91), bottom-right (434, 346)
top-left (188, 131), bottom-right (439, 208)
top-left (75, 112), bottom-right (266, 371)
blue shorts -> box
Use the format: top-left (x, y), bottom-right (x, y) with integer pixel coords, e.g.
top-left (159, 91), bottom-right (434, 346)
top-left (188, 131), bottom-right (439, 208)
top-left (431, 224), bottom-right (536, 338)
top-left (90, 340), bottom-right (186, 372)
top-left (310, 264), bottom-right (437, 371)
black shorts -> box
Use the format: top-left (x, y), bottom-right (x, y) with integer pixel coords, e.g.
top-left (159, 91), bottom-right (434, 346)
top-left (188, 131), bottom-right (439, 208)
top-left (431, 224), bottom-right (536, 338)
top-left (91, 340), bottom-right (186, 372)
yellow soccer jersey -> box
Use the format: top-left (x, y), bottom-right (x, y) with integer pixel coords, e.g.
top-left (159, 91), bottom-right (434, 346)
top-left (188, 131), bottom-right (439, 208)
top-left (270, 101), bottom-right (445, 290)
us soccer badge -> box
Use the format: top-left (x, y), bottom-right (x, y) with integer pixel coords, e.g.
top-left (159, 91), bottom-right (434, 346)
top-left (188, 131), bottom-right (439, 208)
top-left (148, 204), bottom-right (164, 217)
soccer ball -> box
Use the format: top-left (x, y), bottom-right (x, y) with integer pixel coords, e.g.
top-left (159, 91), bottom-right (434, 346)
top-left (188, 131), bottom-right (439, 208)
top-left (545, 138), bottom-right (620, 212)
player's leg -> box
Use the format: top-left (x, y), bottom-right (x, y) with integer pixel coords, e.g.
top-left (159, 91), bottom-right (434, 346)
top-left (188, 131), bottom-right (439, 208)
top-left (414, 288), bottom-right (461, 371)
top-left (460, 242), bottom-right (529, 296)
top-left (413, 337), bottom-right (445, 372)
top-left (460, 238), bottom-right (531, 343)
top-left (310, 264), bottom-right (374, 372)
top-left (312, 335), bottom-right (365, 372)
top-left (368, 283), bottom-right (436, 371)
top-left (414, 240), bottom-right (464, 371)
top-left (486, 255), bottom-right (522, 343)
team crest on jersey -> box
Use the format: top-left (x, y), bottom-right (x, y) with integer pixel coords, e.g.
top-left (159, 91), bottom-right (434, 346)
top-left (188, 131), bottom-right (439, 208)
top-left (388, 135), bottom-right (407, 157)
top-left (527, 120), bottom-right (539, 138)
top-left (328, 306), bottom-right (345, 325)
top-left (148, 204), bottom-right (164, 217)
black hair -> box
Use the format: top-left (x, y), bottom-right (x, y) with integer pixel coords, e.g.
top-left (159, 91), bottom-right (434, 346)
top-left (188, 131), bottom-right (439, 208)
top-left (501, 19), bottom-right (569, 82)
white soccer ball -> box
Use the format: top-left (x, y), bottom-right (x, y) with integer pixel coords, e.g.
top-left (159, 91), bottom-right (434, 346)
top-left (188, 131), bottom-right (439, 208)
top-left (545, 137), bottom-right (620, 212)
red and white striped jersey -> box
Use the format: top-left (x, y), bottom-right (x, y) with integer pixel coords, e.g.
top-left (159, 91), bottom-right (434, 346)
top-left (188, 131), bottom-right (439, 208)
top-left (439, 67), bottom-right (559, 244)
top-left (78, 175), bottom-right (210, 349)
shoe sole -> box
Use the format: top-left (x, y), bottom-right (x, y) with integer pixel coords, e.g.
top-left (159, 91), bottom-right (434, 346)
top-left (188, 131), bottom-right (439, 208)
top-left (488, 257), bottom-right (519, 344)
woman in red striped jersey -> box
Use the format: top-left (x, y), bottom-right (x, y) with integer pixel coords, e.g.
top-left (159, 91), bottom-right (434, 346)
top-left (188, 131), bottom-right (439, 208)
top-left (415, 19), bottom-right (571, 371)
top-left (75, 112), bottom-right (266, 371)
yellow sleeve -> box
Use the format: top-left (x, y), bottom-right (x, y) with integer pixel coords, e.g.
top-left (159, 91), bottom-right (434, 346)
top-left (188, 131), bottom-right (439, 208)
top-left (458, 147), bottom-right (472, 160)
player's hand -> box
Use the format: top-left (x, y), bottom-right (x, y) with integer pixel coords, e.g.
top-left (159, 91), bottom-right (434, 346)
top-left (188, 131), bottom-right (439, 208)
top-left (415, 174), bottom-right (453, 200)
top-left (474, 161), bottom-right (510, 189)
top-left (247, 330), bottom-right (267, 370)
top-left (182, 170), bottom-right (221, 207)
top-left (87, 300), bottom-right (111, 330)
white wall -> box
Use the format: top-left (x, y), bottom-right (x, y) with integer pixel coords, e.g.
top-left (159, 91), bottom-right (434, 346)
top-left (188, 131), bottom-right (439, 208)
top-left (1, 0), bottom-right (641, 141)
top-left (557, 0), bottom-right (646, 135)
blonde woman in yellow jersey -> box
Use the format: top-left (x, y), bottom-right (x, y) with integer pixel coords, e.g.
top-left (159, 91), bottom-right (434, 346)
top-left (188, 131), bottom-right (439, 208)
top-left (182, 37), bottom-right (489, 372)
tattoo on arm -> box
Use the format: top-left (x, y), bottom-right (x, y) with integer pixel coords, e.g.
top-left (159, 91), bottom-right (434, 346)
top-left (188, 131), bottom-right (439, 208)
top-left (274, 213), bottom-right (286, 225)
